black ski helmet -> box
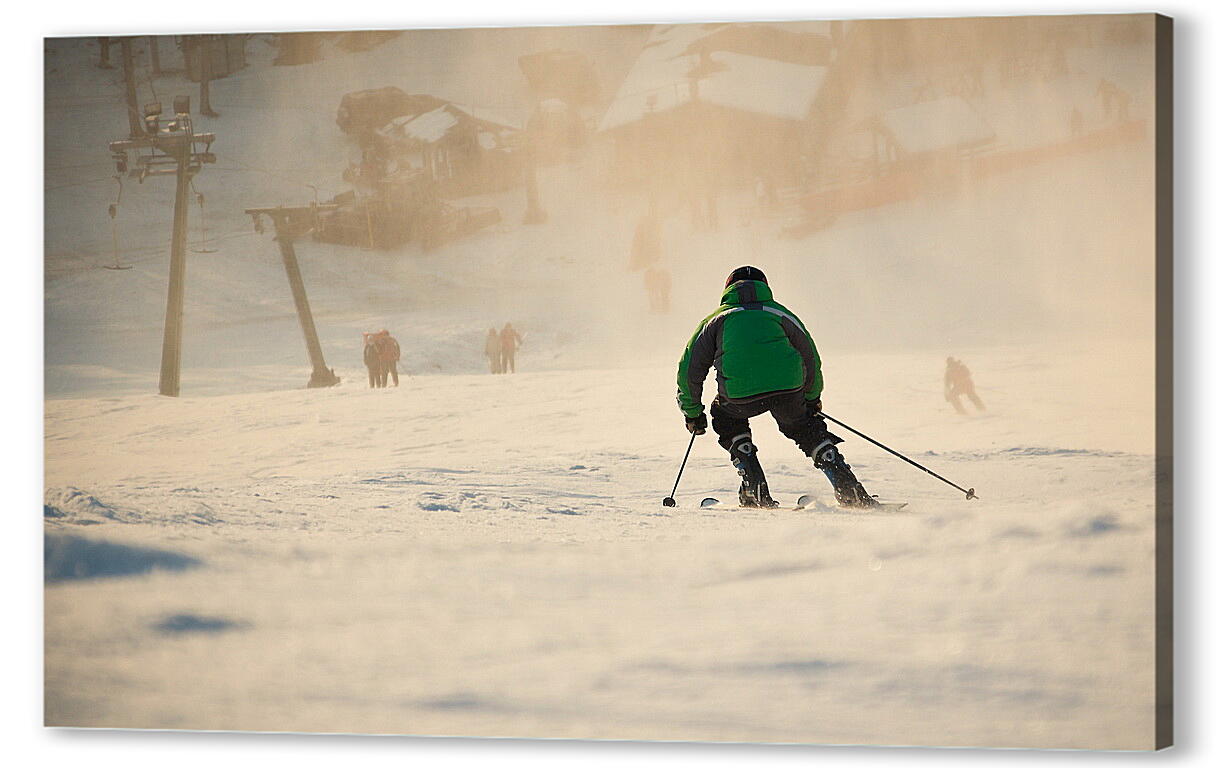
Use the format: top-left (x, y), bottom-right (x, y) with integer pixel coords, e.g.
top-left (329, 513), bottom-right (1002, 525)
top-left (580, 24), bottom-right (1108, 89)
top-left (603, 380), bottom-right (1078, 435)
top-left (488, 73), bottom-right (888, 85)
top-left (726, 265), bottom-right (767, 287)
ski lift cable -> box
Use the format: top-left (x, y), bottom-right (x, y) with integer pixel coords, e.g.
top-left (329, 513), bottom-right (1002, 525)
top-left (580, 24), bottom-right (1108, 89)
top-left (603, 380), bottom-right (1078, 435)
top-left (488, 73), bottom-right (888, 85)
top-left (46, 176), bottom-right (115, 191)
top-left (50, 225), bottom-right (259, 277)
top-left (45, 160), bottom-right (117, 172)
top-left (211, 163), bottom-right (337, 194)
top-left (90, 228), bottom-right (256, 274)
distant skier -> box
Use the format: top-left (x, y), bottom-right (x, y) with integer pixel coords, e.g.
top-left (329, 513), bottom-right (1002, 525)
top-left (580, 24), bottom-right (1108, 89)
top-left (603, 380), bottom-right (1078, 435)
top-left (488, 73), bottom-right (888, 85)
top-left (644, 267), bottom-right (672, 313)
top-left (362, 332), bottom-right (382, 388)
top-left (629, 207), bottom-right (662, 272)
top-left (944, 356), bottom-right (984, 414)
top-left (484, 328), bottom-right (501, 373)
top-left (499, 322), bottom-right (523, 374)
top-left (375, 329), bottom-right (401, 387)
top-left (676, 266), bottom-right (878, 508)
top-left (1069, 106), bottom-right (1085, 139)
top-left (1097, 78), bottom-right (1132, 122)
top-left (754, 175), bottom-right (778, 217)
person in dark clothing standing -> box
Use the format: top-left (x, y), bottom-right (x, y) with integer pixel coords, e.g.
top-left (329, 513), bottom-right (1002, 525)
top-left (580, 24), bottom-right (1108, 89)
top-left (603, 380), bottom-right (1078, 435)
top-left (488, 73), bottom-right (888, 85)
top-left (485, 328), bottom-right (501, 373)
top-left (629, 207), bottom-right (662, 272)
top-left (363, 332), bottom-right (382, 388)
top-left (676, 266), bottom-right (878, 508)
top-left (499, 322), bottom-right (523, 374)
top-left (376, 329), bottom-right (401, 387)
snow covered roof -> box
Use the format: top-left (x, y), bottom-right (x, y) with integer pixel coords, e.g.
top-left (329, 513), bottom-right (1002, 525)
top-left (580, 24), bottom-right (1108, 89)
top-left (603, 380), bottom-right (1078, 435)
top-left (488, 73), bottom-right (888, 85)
top-left (400, 106), bottom-right (459, 143)
top-left (701, 52), bottom-right (828, 120)
top-left (379, 102), bottom-right (522, 146)
top-left (453, 104), bottom-right (524, 132)
top-left (877, 97), bottom-right (996, 155)
top-left (598, 24), bottom-right (829, 133)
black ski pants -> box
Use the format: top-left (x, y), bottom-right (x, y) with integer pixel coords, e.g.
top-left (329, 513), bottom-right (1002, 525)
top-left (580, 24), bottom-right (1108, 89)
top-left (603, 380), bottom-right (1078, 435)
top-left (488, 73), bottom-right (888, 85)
top-left (711, 390), bottom-right (864, 495)
top-left (710, 390), bottom-right (830, 458)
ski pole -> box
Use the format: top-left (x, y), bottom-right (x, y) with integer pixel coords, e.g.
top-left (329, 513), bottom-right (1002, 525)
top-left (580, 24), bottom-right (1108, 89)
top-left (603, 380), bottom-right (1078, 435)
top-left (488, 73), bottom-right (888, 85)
top-left (818, 411), bottom-right (978, 500)
top-left (662, 432), bottom-right (698, 507)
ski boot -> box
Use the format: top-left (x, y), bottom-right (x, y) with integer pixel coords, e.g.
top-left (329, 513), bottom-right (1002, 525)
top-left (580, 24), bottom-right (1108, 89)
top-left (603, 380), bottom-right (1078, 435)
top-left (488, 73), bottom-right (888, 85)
top-left (810, 438), bottom-right (879, 509)
top-left (833, 479), bottom-right (879, 508)
top-left (729, 435), bottom-right (779, 508)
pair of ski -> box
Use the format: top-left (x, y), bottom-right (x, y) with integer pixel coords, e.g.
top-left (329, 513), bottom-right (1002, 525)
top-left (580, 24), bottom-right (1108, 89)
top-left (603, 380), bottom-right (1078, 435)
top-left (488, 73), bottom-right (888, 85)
top-left (698, 494), bottom-right (908, 512)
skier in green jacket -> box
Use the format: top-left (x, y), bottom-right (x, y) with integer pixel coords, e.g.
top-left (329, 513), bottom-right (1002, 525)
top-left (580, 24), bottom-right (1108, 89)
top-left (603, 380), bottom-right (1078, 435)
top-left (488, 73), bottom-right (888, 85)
top-left (676, 266), bottom-right (878, 508)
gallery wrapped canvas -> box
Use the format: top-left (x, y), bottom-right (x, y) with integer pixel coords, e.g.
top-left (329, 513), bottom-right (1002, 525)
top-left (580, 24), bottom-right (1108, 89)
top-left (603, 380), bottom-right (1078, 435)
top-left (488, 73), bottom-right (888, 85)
top-left (44, 13), bottom-right (1171, 749)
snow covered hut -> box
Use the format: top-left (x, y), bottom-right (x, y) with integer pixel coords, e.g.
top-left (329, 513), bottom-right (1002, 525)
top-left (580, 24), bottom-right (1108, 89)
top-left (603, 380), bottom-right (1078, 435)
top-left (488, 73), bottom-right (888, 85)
top-left (376, 101), bottom-right (522, 197)
top-left (597, 23), bottom-right (836, 190)
top-left (336, 88), bottom-right (442, 141)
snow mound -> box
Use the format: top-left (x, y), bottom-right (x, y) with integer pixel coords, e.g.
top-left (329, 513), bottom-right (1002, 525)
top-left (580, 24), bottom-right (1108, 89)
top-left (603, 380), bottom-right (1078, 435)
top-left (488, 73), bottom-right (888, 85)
top-left (44, 487), bottom-right (133, 525)
top-left (413, 489), bottom-right (586, 517)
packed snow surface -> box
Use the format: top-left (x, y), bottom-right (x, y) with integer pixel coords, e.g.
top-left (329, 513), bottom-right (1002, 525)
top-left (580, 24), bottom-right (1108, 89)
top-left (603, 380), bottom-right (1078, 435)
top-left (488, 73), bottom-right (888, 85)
top-left (45, 342), bottom-right (1157, 747)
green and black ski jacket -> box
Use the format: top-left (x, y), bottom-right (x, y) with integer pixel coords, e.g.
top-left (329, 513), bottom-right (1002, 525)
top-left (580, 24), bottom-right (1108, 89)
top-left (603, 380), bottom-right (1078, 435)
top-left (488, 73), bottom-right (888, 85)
top-left (675, 280), bottom-right (822, 418)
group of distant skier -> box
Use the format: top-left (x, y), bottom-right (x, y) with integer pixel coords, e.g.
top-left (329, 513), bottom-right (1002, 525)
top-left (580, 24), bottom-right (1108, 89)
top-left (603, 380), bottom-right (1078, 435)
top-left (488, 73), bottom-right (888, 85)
top-left (362, 330), bottom-right (401, 388)
top-left (360, 322), bottom-right (524, 385)
top-left (358, 321), bottom-right (523, 383)
top-left (484, 323), bottom-right (524, 374)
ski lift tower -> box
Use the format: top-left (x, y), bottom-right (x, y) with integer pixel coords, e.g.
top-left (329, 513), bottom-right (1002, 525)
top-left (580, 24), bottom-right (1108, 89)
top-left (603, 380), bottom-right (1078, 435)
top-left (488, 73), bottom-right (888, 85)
top-left (108, 95), bottom-right (215, 397)
top-left (244, 203), bottom-right (342, 389)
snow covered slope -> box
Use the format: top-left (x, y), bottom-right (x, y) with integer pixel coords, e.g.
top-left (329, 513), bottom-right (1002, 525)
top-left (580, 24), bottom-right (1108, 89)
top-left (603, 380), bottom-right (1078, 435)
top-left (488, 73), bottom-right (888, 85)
top-left (44, 341), bottom-right (1158, 747)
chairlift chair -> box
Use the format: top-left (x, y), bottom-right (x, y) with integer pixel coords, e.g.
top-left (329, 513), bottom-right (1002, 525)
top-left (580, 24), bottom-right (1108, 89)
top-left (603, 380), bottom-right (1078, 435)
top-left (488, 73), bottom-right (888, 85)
top-left (192, 188), bottom-right (217, 253)
top-left (102, 176), bottom-right (133, 270)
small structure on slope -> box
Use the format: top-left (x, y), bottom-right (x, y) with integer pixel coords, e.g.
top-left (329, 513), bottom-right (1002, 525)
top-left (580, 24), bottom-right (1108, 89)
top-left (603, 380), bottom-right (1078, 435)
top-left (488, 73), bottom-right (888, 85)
top-left (597, 22), bottom-right (836, 195)
top-left (324, 90), bottom-right (514, 251)
top-left (374, 102), bottom-right (521, 197)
